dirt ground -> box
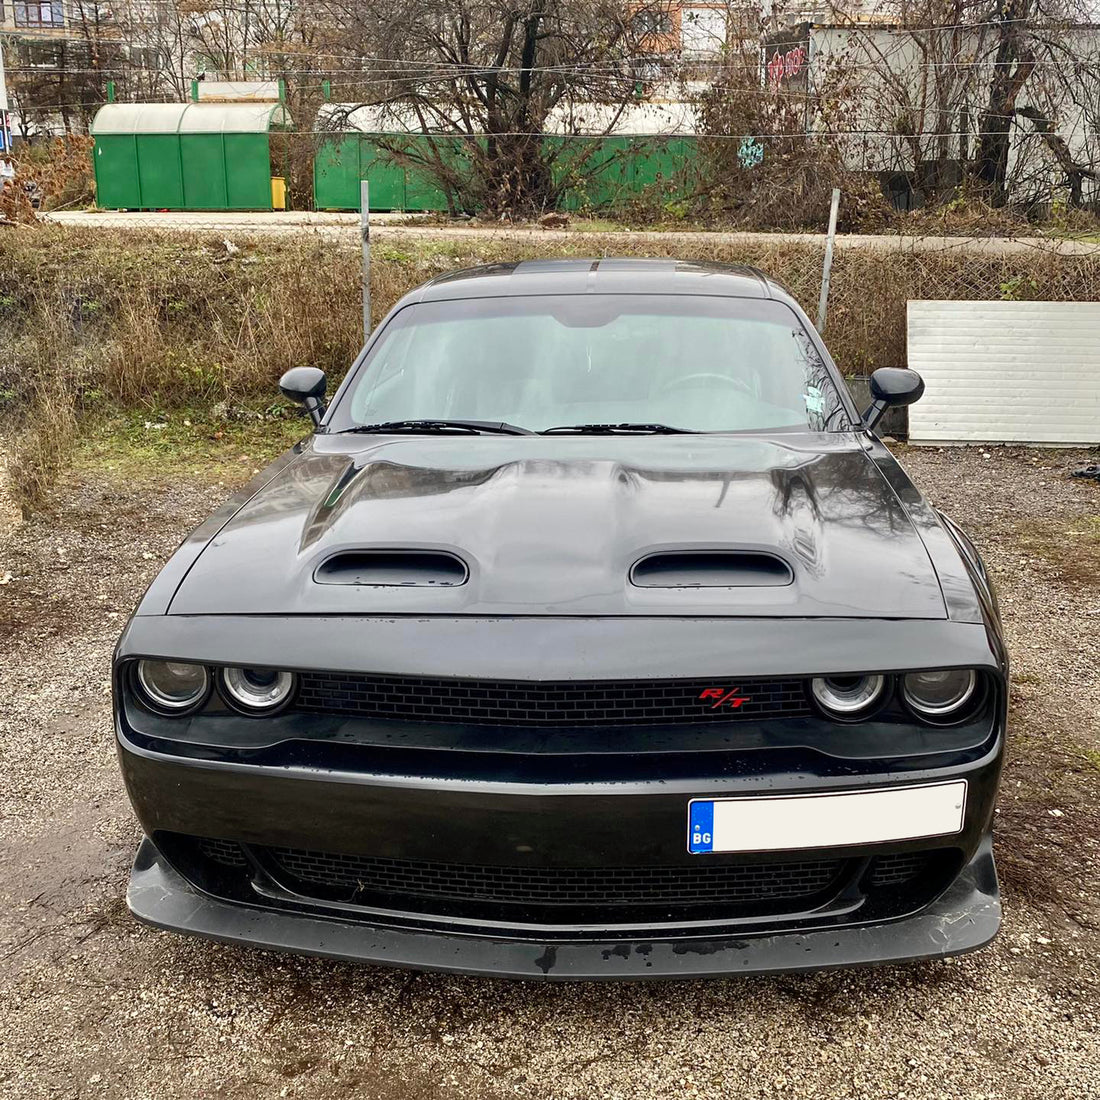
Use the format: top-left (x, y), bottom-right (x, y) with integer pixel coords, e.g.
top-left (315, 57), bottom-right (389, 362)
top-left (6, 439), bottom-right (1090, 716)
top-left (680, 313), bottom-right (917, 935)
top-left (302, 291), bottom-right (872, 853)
top-left (1, 445), bottom-right (1099, 1100)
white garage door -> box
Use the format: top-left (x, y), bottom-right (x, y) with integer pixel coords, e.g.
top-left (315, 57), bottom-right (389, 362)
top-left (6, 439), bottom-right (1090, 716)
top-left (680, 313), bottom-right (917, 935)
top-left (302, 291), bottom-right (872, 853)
top-left (907, 300), bottom-right (1100, 444)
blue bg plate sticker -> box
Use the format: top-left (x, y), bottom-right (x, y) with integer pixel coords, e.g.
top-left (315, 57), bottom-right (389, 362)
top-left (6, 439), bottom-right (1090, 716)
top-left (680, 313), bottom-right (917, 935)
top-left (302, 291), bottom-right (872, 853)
top-left (688, 800), bottom-right (715, 853)
top-left (686, 782), bottom-right (967, 855)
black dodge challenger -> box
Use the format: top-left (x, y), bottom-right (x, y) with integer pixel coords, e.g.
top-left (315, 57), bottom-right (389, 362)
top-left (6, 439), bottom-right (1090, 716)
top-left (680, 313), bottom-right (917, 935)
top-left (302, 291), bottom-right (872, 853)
top-left (114, 259), bottom-right (1006, 979)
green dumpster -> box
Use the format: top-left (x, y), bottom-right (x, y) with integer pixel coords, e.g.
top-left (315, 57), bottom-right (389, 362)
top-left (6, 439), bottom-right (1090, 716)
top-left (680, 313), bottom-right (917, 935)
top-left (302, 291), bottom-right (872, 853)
top-left (91, 101), bottom-right (292, 211)
top-left (311, 101), bottom-right (700, 213)
top-left (314, 132), bottom-right (407, 211)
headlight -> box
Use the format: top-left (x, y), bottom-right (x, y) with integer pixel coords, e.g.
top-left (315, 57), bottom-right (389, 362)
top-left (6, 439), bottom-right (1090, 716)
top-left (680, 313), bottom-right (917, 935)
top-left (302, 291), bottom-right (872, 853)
top-left (902, 669), bottom-right (977, 722)
top-left (810, 674), bottom-right (886, 719)
top-left (135, 659), bottom-right (210, 715)
top-left (220, 667), bottom-right (296, 715)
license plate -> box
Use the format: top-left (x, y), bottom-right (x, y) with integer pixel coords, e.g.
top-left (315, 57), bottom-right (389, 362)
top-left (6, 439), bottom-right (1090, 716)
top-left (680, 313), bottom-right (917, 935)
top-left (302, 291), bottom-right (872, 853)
top-left (687, 780), bottom-right (967, 854)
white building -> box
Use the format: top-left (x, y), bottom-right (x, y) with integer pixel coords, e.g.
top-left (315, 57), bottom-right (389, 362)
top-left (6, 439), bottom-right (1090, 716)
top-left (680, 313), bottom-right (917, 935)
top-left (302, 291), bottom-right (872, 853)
top-left (765, 15), bottom-right (1100, 208)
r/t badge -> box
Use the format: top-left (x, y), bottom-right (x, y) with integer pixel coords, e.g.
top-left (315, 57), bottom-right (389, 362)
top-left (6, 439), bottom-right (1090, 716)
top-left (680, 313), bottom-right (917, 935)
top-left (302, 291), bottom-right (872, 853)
top-left (699, 686), bottom-right (751, 710)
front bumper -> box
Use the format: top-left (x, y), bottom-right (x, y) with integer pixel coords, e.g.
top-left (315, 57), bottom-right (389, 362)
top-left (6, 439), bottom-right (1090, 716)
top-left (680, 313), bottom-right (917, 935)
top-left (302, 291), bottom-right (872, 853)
top-left (129, 833), bottom-right (1000, 979)
top-left (115, 614), bottom-right (1007, 979)
top-left (117, 713), bottom-right (1004, 978)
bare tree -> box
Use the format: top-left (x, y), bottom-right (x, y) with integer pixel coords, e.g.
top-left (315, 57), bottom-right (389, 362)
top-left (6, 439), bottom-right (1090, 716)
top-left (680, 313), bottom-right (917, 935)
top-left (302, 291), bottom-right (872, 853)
top-left (317, 0), bottom-right (673, 216)
top-left (971, 0), bottom-right (1035, 202)
top-left (807, 0), bottom-right (1100, 211)
top-left (111, 0), bottom-right (195, 101)
top-left (998, 5), bottom-right (1100, 208)
top-left (696, 12), bottom-right (868, 229)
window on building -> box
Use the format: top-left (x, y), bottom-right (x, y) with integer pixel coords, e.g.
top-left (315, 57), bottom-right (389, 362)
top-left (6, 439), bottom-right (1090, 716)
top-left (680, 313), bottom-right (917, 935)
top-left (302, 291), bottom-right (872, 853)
top-left (632, 10), bottom-right (673, 36)
top-left (128, 46), bottom-right (165, 69)
top-left (71, 0), bottom-right (114, 19)
top-left (14, 1), bottom-right (64, 25)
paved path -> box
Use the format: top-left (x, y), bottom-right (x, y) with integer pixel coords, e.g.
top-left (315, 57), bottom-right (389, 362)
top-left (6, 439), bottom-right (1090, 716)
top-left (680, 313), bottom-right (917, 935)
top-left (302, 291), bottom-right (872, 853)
top-left (43, 209), bottom-right (1100, 256)
top-left (45, 210), bottom-right (421, 229)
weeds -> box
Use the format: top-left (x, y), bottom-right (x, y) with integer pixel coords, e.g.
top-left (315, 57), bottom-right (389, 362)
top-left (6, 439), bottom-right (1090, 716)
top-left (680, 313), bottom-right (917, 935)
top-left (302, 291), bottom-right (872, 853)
top-left (4, 136), bottom-right (96, 220)
top-left (76, 407), bottom-right (308, 485)
top-left (4, 288), bottom-right (81, 512)
top-left (9, 383), bottom-right (78, 514)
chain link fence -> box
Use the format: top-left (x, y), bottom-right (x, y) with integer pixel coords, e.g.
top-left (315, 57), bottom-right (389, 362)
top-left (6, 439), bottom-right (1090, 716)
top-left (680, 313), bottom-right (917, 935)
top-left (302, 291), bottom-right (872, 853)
top-left (4, 213), bottom-right (1100, 504)
top-left (25, 209), bottom-right (1100, 371)
top-left (2, 212), bottom-right (1100, 503)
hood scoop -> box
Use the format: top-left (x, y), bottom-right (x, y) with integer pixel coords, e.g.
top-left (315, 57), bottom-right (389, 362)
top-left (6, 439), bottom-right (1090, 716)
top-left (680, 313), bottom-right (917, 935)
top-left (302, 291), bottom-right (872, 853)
top-left (315, 550), bottom-right (468, 587)
top-left (630, 551), bottom-right (793, 588)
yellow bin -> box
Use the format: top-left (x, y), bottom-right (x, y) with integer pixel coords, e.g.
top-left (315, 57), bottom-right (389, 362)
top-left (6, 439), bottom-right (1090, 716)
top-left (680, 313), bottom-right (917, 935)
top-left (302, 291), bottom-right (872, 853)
top-left (270, 176), bottom-right (287, 210)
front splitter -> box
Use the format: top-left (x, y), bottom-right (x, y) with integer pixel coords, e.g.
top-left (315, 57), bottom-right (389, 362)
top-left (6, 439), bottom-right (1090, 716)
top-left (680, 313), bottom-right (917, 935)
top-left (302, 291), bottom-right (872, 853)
top-left (127, 835), bottom-right (1001, 980)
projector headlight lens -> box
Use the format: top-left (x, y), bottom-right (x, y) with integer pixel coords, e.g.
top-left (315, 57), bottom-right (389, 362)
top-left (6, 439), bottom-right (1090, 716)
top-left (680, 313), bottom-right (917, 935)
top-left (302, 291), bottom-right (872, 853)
top-left (903, 669), bottom-right (977, 721)
top-left (220, 667), bottom-right (296, 715)
top-left (135, 660), bottom-right (210, 714)
top-left (810, 674), bottom-right (886, 719)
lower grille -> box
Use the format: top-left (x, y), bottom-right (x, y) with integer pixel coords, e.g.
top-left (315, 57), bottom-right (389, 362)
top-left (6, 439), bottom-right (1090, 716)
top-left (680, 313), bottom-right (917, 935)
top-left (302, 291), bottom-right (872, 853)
top-left (265, 846), bottom-right (844, 909)
top-left (295, 672), bottom-right (811, 727)
top-left (868, 850), bottom-right (932, 887)
top-left (198, 836), bottom-right (248, 867)
top-left (175, 835), bottom-right (955, 929)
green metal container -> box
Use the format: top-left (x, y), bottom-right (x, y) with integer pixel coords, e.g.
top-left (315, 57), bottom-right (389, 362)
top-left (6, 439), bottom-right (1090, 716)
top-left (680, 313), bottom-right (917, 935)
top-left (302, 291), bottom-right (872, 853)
top-left (91, 102), bottom-right (292, 211)
top-left (313, 131), bottom-right (699, 213)
top-left (315, 134), bottom-right (406, 210)
top-left (315, 133), bottom-right (475, 212)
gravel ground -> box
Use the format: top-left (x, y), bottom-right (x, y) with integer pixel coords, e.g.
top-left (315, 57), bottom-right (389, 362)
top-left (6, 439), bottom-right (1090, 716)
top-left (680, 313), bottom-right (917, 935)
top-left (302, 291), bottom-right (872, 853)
top-left (1, 446), bottom-right (1098, 1100)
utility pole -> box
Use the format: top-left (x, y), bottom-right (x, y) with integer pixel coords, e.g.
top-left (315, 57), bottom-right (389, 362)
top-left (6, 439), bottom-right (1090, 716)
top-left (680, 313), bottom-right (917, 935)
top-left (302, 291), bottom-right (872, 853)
top-left (0, 30), bottom-right (12, 154)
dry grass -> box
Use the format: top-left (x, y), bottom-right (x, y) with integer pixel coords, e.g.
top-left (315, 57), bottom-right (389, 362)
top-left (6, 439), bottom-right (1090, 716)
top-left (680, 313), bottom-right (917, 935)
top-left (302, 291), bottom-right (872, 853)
top-left (4, 224), bottom-right (1100, 507)
top-left (1013, 515), bottom-right (1100, 591)
top-left (3, 290), bottom-right (81, 512)
top-left (9, 384), bottom-right (78, 513)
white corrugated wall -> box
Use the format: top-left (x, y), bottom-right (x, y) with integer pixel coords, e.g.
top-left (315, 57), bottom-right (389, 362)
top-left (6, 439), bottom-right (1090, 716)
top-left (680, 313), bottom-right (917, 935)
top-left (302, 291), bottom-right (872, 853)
top-left (907, 300), bottom-right (1100, 444)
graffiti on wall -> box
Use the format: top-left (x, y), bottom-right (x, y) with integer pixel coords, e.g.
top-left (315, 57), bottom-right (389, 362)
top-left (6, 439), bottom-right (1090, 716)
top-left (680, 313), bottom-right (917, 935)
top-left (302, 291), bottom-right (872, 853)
top-left (763, 24), bottom-right (811, 95)
top-left (766, 45), bottom-right (807, 90)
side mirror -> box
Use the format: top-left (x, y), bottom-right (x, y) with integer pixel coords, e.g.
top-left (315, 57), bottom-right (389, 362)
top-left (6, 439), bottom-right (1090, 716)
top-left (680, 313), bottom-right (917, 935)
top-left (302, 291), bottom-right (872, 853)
top-left (863, 367), bottom-right (924, 431)
top-left (279, 367), bottom-right (327, 428)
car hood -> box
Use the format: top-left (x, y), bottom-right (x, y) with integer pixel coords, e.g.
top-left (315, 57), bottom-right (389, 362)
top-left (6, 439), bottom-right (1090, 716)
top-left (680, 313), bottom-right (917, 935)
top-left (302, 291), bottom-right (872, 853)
top-left (168, 433), bottom-right (947, 619)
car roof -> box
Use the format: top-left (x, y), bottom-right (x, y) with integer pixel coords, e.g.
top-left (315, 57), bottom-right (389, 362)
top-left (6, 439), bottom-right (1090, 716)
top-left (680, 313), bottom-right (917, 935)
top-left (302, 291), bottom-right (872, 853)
top-left (407, 259), bottom-right (782, 303)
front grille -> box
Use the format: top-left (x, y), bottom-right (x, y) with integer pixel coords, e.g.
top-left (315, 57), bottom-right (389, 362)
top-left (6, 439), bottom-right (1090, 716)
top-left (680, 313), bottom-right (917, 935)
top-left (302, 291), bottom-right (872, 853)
top-left (296, 673), bottom-right (811, 727)
top-left (264, 846), bottom-right (844, 909)
top-left (868, 850), bottom-right (933, 887)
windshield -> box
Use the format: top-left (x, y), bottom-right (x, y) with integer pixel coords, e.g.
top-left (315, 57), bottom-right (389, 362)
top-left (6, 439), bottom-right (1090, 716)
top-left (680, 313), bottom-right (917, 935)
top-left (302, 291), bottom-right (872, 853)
top-left (332, 294), bottom-right (851, 434)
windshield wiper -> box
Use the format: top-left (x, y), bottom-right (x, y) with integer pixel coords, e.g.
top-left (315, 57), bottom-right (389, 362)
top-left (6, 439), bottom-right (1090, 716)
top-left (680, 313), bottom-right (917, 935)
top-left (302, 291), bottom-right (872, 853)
top-left (541, 422), bottom-right (696, 435)
top-left (336, 419), bottom-right (534, 436)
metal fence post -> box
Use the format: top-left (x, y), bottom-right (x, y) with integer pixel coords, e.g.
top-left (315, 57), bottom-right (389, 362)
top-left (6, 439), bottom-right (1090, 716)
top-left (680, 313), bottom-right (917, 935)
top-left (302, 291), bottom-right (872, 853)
top-left (816, 187), bottom-right (841, 334)
top-left (360, 180), bottom-right (371, 341)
